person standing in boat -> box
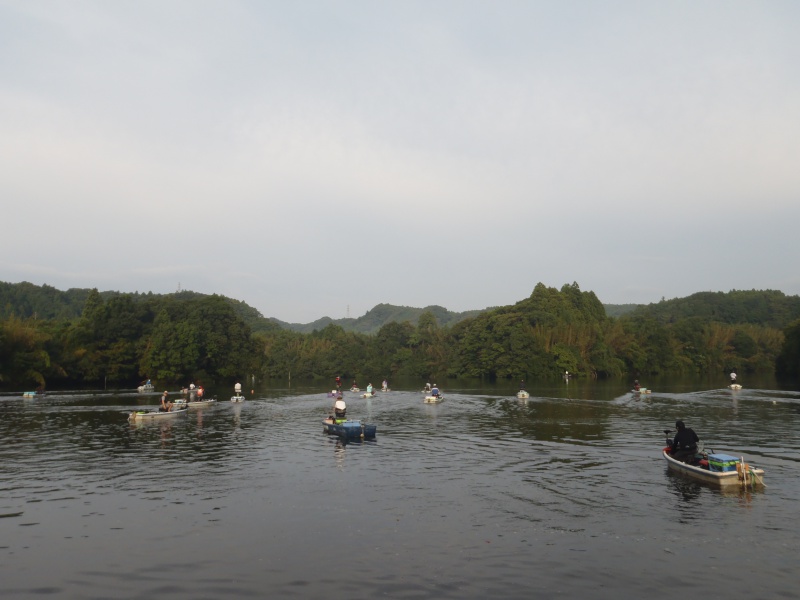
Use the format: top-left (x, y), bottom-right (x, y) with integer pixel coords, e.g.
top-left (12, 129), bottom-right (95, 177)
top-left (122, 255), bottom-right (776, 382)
top-left (730, 370), bottom-right (737, 386)
top-left (160, 391), bottom-right (173, 412)
top-left (366, 382), bottom-right (373, 394)
top-left (382, 379), bottom-right (388, 391)
top-left (335, 375), bottom-right (342, 390)
top-left (670, 420), bottom-right (700, 463)
top-left (234, 382), bottom-right (243, 397)
top-left (633, 380), bottom-right (641, 391)
top-left (519, 380), bottom-right (526, 391)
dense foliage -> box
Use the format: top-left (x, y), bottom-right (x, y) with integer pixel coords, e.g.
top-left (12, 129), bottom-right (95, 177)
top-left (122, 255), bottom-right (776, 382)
top-left (0, 281), bottom-right (795, 389)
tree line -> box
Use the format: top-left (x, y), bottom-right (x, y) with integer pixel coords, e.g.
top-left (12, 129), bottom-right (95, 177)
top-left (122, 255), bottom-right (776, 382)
top-left (1, 282), bottom-right (799, 389)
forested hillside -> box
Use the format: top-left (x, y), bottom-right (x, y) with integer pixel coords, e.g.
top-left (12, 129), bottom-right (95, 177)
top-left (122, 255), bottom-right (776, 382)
top-left (272, 303), bottom-right (485, 334)
top-left (2, 281), bottom-right (799, 388)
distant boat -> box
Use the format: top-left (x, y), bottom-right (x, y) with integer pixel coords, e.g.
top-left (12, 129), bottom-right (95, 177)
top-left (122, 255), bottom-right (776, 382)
top-left (729, 384), bottom-right (743, 390)
top-left (129, 406), bottom-right (188, 421)
top-left (423, 395), bottom-right (444, 404)
top-left (517, 390), bottom-right (530, 399)
top-left (230, 394), bottom-right (246, 403)
top-left (137, 383), bottom-right (155, 393)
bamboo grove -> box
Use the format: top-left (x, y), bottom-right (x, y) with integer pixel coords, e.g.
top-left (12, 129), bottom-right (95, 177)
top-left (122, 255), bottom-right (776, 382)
top-left (1, 282), bottom-right (799, 388)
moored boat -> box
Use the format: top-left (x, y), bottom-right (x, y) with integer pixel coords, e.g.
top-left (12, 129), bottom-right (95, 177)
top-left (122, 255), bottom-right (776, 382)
top-left (129, 406), bottom-right (188, 421)
top-left (662, 447), bottom-right (764, 487)
top-left (322, 417), bottom-right (377, 440)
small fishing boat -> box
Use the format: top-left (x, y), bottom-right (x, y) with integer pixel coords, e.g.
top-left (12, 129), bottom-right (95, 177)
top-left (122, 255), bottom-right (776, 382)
top-left (230, 394), bottom-right (246, 403)
top-left (517, 390), bottom-right (530, 399)
top-left (22, 391), bottom-right (41, 398)
top-left (137, 383), bottom-right (155, 393)
top-left (350, 386), bottom-right (360, 393)
top-left (423, 395), bottom-right (444, 404)
top-left (322, 417), bottom-right (377, 440)
top-left (729, 384), bottom-right (743, 390)
top-left (327, 390), bottom-right (343, 398)
top-left (129, 406), bottom-right (188, 421)
top-left (187, 398), bottom-right (217, 408)
top-left (662, 447), bottom-right (765, 487)
top-left (361, 392), bottom-right (376, 398)
top-left (632, 388), bottom-right (652, 394)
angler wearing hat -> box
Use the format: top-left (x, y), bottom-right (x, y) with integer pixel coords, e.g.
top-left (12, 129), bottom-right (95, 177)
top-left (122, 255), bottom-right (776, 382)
top-left (333, 399), bottom-right (347, 422)
top-left (670, 420), bottom-right (700, 464)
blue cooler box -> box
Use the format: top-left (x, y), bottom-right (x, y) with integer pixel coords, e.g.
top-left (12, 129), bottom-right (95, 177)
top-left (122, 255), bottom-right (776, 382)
top-left (708, 453), bottom-right (739, 472)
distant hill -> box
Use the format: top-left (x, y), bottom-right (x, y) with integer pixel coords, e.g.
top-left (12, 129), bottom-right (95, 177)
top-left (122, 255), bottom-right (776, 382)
top-left (4, 281), bottom-right (798, 336)
top-left (603, 303), bottom-right (642, 318)
top-left (625, 290), bottom-right (800, 329)
top-left (0, 282), bottom-right (483, 335)
top-left (270, 303), bottom-right (487, 335)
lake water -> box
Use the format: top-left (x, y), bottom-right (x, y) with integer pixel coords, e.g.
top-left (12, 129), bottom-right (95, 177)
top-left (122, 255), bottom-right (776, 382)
top-left (1, 378), bottom-right (799, 599)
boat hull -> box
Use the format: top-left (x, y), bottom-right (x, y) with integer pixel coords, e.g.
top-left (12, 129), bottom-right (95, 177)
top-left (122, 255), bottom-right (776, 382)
top-left (423, 395), bottom-right (444, 403)
top-left (129, 407), bottom-right (188, 421)
top-left (662, 450), bottom-right (764, 487)
top-left (230, 395), bottom-right (245, 403)
top-left (322, 419), bottom-right (377, 439)
top-left (187, 399), bottom-right (217, 408)
top-left (517, 391), bottom-right (530, 399)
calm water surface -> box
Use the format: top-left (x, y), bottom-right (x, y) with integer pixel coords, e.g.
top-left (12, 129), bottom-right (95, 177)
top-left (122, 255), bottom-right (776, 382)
top-left (1, 378), bottom-right (799, 599)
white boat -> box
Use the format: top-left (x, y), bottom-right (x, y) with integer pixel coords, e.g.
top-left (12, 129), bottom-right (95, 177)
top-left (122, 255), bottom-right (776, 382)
top-left (230, 394), bottom-right (246, 403)
top-left (662, 448), bottom-right (764, 487)
top-left (22, 391), bottom-right (40, 398)
top-left (729, 384), bottom-right (743, 390)
top-left (632, 388), bottom-right (651, 394)
top-left (137, 383), bottom-right (155, 393)
top-left (517, 390), bottom-right (530, 399)
top-left (129, 406), bottom-right (188, 421)
top-left (179, 398), bottom-right (217, 408)
top-left (361, 392), bottom-right (376, 398)
top-left (423, 395), bottom-right (444, 404)
top-left (350, 386), bottom-right (360, 392)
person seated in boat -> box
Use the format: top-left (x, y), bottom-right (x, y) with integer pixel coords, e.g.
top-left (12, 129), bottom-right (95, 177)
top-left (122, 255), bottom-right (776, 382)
top-left (234, 382), bottom-right (242, 396)
top-left (633, 380), bottom-right (641, 391)
top-left (519, 380), bottom-right (526, 391)
top-left (333, 399), bottom-right (347, 423)
top-left (431, 384), bottom-right (440, 398)
top-left (670, 420), bottom-right (700, 463)
top-left (197, 386), bottom-right (204, 398)
top-left (382, 379), bottom-right (388, 391)
top-left (159, 391), bottom-right (173, 412)
top-left (366, 383), bottom-right (373, 394)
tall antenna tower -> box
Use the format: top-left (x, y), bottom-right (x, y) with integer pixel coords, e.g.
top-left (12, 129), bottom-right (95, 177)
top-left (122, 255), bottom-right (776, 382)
top-left (177, 282), bottom-right (181, 292)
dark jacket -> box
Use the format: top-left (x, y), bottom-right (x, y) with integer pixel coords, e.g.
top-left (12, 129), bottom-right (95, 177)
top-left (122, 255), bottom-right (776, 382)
top-left (672, 427), bottom-right (699, 452)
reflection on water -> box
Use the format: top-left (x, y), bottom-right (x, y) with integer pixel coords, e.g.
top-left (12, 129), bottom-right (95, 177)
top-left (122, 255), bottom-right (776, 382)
top-left (1, 381), bottom-right (799, 599)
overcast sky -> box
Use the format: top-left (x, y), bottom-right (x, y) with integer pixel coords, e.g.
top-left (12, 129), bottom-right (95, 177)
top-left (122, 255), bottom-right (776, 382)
top-left (2, 1), bottom-right (798, 323)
